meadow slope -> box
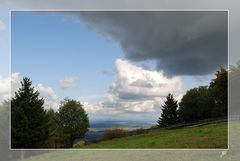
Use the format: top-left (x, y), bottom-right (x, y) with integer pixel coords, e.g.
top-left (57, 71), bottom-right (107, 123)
top-left (81, 122), bottom-right (228, 149)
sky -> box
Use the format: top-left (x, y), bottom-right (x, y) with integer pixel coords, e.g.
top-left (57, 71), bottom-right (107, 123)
top-left (2, 11), bottom-right (228, 122)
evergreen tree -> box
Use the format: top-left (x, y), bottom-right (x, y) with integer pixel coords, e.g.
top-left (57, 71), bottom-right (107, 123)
top-left (158, 94), bottom-right (178, 127)
top-left (11, 77), bottom-right (50, 148)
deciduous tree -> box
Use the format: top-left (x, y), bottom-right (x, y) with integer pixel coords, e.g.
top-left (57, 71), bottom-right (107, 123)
top-left (58, 99), bottom-right (89, 147)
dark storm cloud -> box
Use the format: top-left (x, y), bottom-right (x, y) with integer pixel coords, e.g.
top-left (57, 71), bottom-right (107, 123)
top-left (77, 11), bottom-right (228, 75)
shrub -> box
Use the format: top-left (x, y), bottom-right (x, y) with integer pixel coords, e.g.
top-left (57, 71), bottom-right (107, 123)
top-left (102, 129), bottom-right (127, 140)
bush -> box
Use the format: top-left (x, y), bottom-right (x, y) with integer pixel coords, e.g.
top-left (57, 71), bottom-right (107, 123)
top-left (102, 129), bottom-right (127, 140)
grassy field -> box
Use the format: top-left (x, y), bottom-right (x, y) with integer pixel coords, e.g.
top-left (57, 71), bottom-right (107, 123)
top-left (21, 120), bottom-right (240, 161)
top-left (81, 122), bottom-right (228, 149)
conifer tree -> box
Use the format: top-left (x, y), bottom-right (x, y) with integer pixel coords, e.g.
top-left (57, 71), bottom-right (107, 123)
top-left (158, 93), bottom-right (178, 127)
top-left (11, 77), bottom-right (50, 148)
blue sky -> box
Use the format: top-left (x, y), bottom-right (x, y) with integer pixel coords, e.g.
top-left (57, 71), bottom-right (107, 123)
top-left (11, 12), bottom-right (123, 99)
top-left (10, 11), bottom-right (219, 121)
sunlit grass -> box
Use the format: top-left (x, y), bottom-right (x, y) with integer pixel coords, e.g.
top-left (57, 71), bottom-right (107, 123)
top-left (22, 121), bottom-right (234, 161)
top-left (82, 122), bottom-right (227, 149)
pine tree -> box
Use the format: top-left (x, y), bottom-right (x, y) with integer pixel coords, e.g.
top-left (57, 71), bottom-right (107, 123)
top-left (158, 93), bottom-right (178, 127)
top-left (11, 77), bottom-right (50, 148)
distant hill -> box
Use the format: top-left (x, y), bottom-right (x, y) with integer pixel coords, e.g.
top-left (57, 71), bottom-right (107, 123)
top-left (84, 120), bottom-right (156, 142)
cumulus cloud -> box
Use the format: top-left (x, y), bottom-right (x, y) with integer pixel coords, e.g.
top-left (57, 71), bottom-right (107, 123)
top-left (0, 75), bottom-right (11, 102)
top-left (111, 59), bottom-right (183, 100)
top-left (0, 73), bottom-right (59, 110)
top-left (82, 102), bottom-right (101, 113)
top-left (102, 59), bottom-right (183, 112)
top-left (36, 84), bottom-right (58, 100)
top-left (0, 73), bottom-right (21, 103)
top-left (79, 94), bottom-right (104, 104)
top-left (82, 59), bottom-right (183, 120)
top-left (36, 84), bottom-right (59, 110)
top-left (77, 11), bottom-right (228, 75)
top-left (59, 76), bottom-right (78, 89)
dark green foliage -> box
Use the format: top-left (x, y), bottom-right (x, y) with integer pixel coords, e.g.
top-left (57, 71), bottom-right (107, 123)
top-left (11, 78), bottom-right (50, 148)
top-left (209, 67), bottom-right (228, 117)
top-left (45, 109), bottom-right (62, 148)
top-left (58, 99), bottom-right (89, 147)
top-left (158, 94), bottom-right (178, 127)
top-left (178, 68), bottom-right (228, 123)
top-left (178, 86), bottom-right (214, 122)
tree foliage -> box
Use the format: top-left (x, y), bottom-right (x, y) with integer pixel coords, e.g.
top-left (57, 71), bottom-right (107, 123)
top-left (158, 94), bottom-right (178, 127)
top-left (178, 67), bottom-right (228, 123)
top-left (178, 86), bottom-right (214, 122)
top-left (209, 67), bottom-right (228, 117)
top-left (58, 99), bottom-right (89, 147)
top-left (11, 77), bottom-right (50, 148)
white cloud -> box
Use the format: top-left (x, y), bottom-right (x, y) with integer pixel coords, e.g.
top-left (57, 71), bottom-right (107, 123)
top-left (0, 73), bottom-right (59, 110)
top-left (36, 84), bottom-right (59, 110)
top-left (111, 59), bottom-right (183, 101)
top-left (82, 102), bottom-right (101, 113)
top-left (0, 73), bottom-right (21, 103)
top-left (36, 84), bottom-right (58, 100)
top-left (59, 76), bottom-right (78, 89)
top-left (81, 59), bottom-right (184, 121)
top-left (0, 75), bottom-right (10, 102)
top-left (79, 94), bottom-right (104, 104)
top-left (100, 59), bottom-right (183, 113)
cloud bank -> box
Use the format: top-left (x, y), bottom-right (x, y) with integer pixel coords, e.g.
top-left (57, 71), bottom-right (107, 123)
top-left (77, 11), bottom-right (228, 75)
top-left (82, 59), bottom-right (183, 120)
top-left (102, 59), bottom-right (183, 112)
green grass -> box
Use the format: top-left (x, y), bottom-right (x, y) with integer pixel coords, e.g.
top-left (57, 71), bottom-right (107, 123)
top-left (81, 122), bottom-right (228, 149)
top-left (22, 120), bottom-right (240, 161)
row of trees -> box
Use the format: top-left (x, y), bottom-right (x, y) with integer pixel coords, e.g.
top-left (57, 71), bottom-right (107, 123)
top-left (11, 78), bottom-right (89, 148)
top-left (10, 67), bottom-right (228, 147)
top-left (158, 67), bottom-right (228, 127)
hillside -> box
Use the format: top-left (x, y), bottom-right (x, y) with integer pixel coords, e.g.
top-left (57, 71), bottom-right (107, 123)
top-left (80, 121), bottom-right (227, 149)
top-left (21, 121), bottom-right (236, 161)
